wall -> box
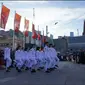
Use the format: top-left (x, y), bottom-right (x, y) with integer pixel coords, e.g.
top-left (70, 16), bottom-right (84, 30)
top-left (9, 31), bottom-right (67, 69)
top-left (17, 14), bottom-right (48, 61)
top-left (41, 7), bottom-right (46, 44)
top-left (53, 37), bottom-right (68, 53)
top-left (67, 36), bottom-right (85, 50)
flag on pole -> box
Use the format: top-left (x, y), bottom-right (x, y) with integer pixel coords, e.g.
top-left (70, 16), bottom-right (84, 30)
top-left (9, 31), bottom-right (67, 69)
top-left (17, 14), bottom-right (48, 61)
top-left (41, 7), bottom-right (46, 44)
top-left (24, 18), bottom-right (29, 37)
top-left (32, 23), bottom-right (37, 39)
top-left (14, 13), bottom-right (21, 32)
top-left (0, 4), bottom-right (10, 29)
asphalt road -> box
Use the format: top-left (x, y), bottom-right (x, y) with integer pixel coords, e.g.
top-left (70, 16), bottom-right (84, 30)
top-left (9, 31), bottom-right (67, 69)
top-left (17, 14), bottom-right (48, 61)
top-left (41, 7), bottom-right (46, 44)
top-left (0, 61), bottom-right (85, 85)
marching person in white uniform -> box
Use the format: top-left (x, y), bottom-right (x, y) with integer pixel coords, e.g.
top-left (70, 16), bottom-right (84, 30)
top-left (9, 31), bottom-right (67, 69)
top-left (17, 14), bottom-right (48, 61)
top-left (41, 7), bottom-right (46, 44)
top-left (4, 45), bottom-right (12, 72)
top-left (15, 46), bottom-right (24, 72)
top-left (39, 47), bottom-right (45, 69)
top-left (23, 48), bottom-right (30, 70)
top-left (36, 47), bottom-right (41, 70)
top-left (29, 45), bottom-right (37, 72)
top-left (44, 42), bottom-right (51, 73)
top-left (49, 44), bottom-right (59, 70)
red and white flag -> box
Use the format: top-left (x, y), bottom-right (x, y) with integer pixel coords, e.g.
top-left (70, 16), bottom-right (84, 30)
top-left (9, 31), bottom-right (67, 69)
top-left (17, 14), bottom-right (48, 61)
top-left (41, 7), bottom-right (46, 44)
top-left (32, 23), bottom-right (37, 39)
top-left (14, 13), bottom-right (21, 32)
top-left (24, 18), bottom-right (29, 37)
top-left (0, 4), bottom-right (10, 29)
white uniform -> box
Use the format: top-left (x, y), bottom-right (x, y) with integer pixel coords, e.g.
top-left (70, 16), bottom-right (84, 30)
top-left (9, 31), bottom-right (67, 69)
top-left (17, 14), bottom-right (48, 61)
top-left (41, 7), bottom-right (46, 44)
top-left (39, 50), bottom-right (45, 68)
top-left (21, 50), bottom-right (25, 66)
top-left (44, 45), bottom-right (51, 71)
top-left (50, 47), bottom-right (59, 67)
top-left (4, 47), bottom-right (12, 70)
top-left (36, 50), bottom-right (42, 69)
top-left (24, 51), bottom-right (29, 68)
top-left (28, 48), bottom-right (37, 69)
top-left (15, 50), bottom-right (23, 69)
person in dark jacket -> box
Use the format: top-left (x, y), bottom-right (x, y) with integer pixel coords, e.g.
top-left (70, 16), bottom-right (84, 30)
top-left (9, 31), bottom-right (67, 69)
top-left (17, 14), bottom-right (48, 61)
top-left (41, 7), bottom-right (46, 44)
top-left (79, 49), bottom-right (85, 64)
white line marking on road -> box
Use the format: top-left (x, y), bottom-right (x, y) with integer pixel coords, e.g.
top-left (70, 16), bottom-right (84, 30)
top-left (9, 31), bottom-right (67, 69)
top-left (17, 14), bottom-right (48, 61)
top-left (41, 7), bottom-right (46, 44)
top-left (0, 77), bottom-right (16, 83)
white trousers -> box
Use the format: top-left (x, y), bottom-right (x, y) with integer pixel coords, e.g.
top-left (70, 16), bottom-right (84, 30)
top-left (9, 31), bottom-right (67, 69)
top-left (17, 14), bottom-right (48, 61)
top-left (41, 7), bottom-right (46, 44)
top-left (44, 58), bottom-right (51, 71)
top-left (15, 59), bottom-right (24, 69)
top-left (5, 58), bottom-right (12, 70)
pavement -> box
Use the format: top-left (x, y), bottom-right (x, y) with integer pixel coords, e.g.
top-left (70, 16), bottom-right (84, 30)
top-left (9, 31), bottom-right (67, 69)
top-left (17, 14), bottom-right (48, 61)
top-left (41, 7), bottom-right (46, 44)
top-left (0, 61), bottom-right (85, 85)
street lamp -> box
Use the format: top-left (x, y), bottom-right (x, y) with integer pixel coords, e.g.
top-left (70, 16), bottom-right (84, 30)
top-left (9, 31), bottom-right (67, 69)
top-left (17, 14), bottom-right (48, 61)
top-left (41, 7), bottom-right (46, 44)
top-left (54, 22), bottom-right (58, 25)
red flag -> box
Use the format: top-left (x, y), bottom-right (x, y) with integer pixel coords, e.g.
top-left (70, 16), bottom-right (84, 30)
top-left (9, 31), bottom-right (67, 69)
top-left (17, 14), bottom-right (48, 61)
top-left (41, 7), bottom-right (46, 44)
top-left (14, 13), bottom-right (21, 32)
top-left (0, 5), bottom-right (10, 29)
top-left (24, 18), bottom-right (29, 37)
top-left (32, 24), bottom-right (37, 39)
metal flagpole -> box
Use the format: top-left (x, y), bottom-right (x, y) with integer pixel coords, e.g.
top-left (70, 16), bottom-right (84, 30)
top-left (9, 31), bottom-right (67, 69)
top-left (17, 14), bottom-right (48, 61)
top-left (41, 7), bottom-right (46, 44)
top-left (0, 2), bottom-right (3, 29)
top-left (46, 25), bottom-right (48, 41)
top-left (43, 29), bottom-right (44, 47)
top-left (38, 25), bottom-right (40, 46)
top-left (33, 8), bottom-right (35, 45)
top-left (23, 31), bottom-right (25, 49)
top-left (13, 11), bottom-right (16, 50)
top-left (24, 17), bottom-right (26, 49)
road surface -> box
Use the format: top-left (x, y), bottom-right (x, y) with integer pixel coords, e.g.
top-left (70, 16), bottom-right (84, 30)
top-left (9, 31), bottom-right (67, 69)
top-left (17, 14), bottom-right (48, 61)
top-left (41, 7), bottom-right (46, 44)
top-left (0, 61), bottom-right (85, 85)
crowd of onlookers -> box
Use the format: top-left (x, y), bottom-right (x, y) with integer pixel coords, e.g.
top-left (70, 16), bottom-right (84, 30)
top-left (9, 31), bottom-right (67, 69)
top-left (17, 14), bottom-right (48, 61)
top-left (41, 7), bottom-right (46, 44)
top-left (58, 49), bottom-right (85, 64)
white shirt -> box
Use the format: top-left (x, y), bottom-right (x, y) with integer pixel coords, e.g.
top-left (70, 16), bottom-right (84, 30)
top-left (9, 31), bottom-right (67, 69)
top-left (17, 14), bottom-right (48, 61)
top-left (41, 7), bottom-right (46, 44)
top-left (4, 47), bottom-right (11, 60)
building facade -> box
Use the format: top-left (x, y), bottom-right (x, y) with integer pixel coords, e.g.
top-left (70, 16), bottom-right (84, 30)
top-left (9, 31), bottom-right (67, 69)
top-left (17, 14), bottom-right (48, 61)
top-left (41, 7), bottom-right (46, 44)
top-left (67, 36), bottom-right (85, 50)
top-left (53, 37), bottom-right (68, 53)
top-left (70, 32), bottom-right (74, 37)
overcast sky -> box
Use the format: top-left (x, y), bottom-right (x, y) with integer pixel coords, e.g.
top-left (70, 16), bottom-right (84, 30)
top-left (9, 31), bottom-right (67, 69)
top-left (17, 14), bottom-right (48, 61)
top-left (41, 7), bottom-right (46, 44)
top-left (0, 1), bottom-right (85, 39)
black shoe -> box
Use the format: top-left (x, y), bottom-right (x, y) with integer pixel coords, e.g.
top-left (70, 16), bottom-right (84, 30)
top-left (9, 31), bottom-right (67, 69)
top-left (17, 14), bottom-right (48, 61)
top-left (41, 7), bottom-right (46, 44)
top-left (25, 67), bottom-right (29, 70)
top-left (37, 68), bottom-right (41, 71)
top-left (40, 67), bottom-right (43, 69)
top-left (31, 69), bottom-right (36, 73)
top-left (6, 69), bottom-right (10, 72)
top-left (16, 67), bottom-right (18, 70)
top-left (55, 65), bottom-right (59, 67)
top-left (17, 68), bottom-right (22, 72)
top-left (45, 70), bottom-right (50, 73)
top-left (49, 68), bottom-right (53, 71)
top-left (7, 67), bottom-right (11, 71)
top-left (17, 69), bottom-right (22, 72)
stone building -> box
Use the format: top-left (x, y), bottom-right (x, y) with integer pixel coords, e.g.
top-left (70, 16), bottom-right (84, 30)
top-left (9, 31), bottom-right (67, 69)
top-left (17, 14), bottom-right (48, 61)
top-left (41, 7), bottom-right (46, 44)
top-left (0, 30), bottom-right (23, 49)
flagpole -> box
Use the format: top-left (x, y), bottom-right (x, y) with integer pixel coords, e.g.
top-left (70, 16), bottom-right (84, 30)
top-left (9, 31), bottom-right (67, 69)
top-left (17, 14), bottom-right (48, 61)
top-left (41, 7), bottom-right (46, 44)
top-left (13, 11), bottom-right (16, 50)
top-left (0, 2), bottom-right (3, 29)
top-left (38, 25), bottom-right (39, 46)
top-left (24, 17), bottom-right (25, 49)
top-left (33, 8), bottom-right (35, 45)
top-left (43, 29), bottom-right (44, 47)
top-left (38, 25), bottom-right (40, 46)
